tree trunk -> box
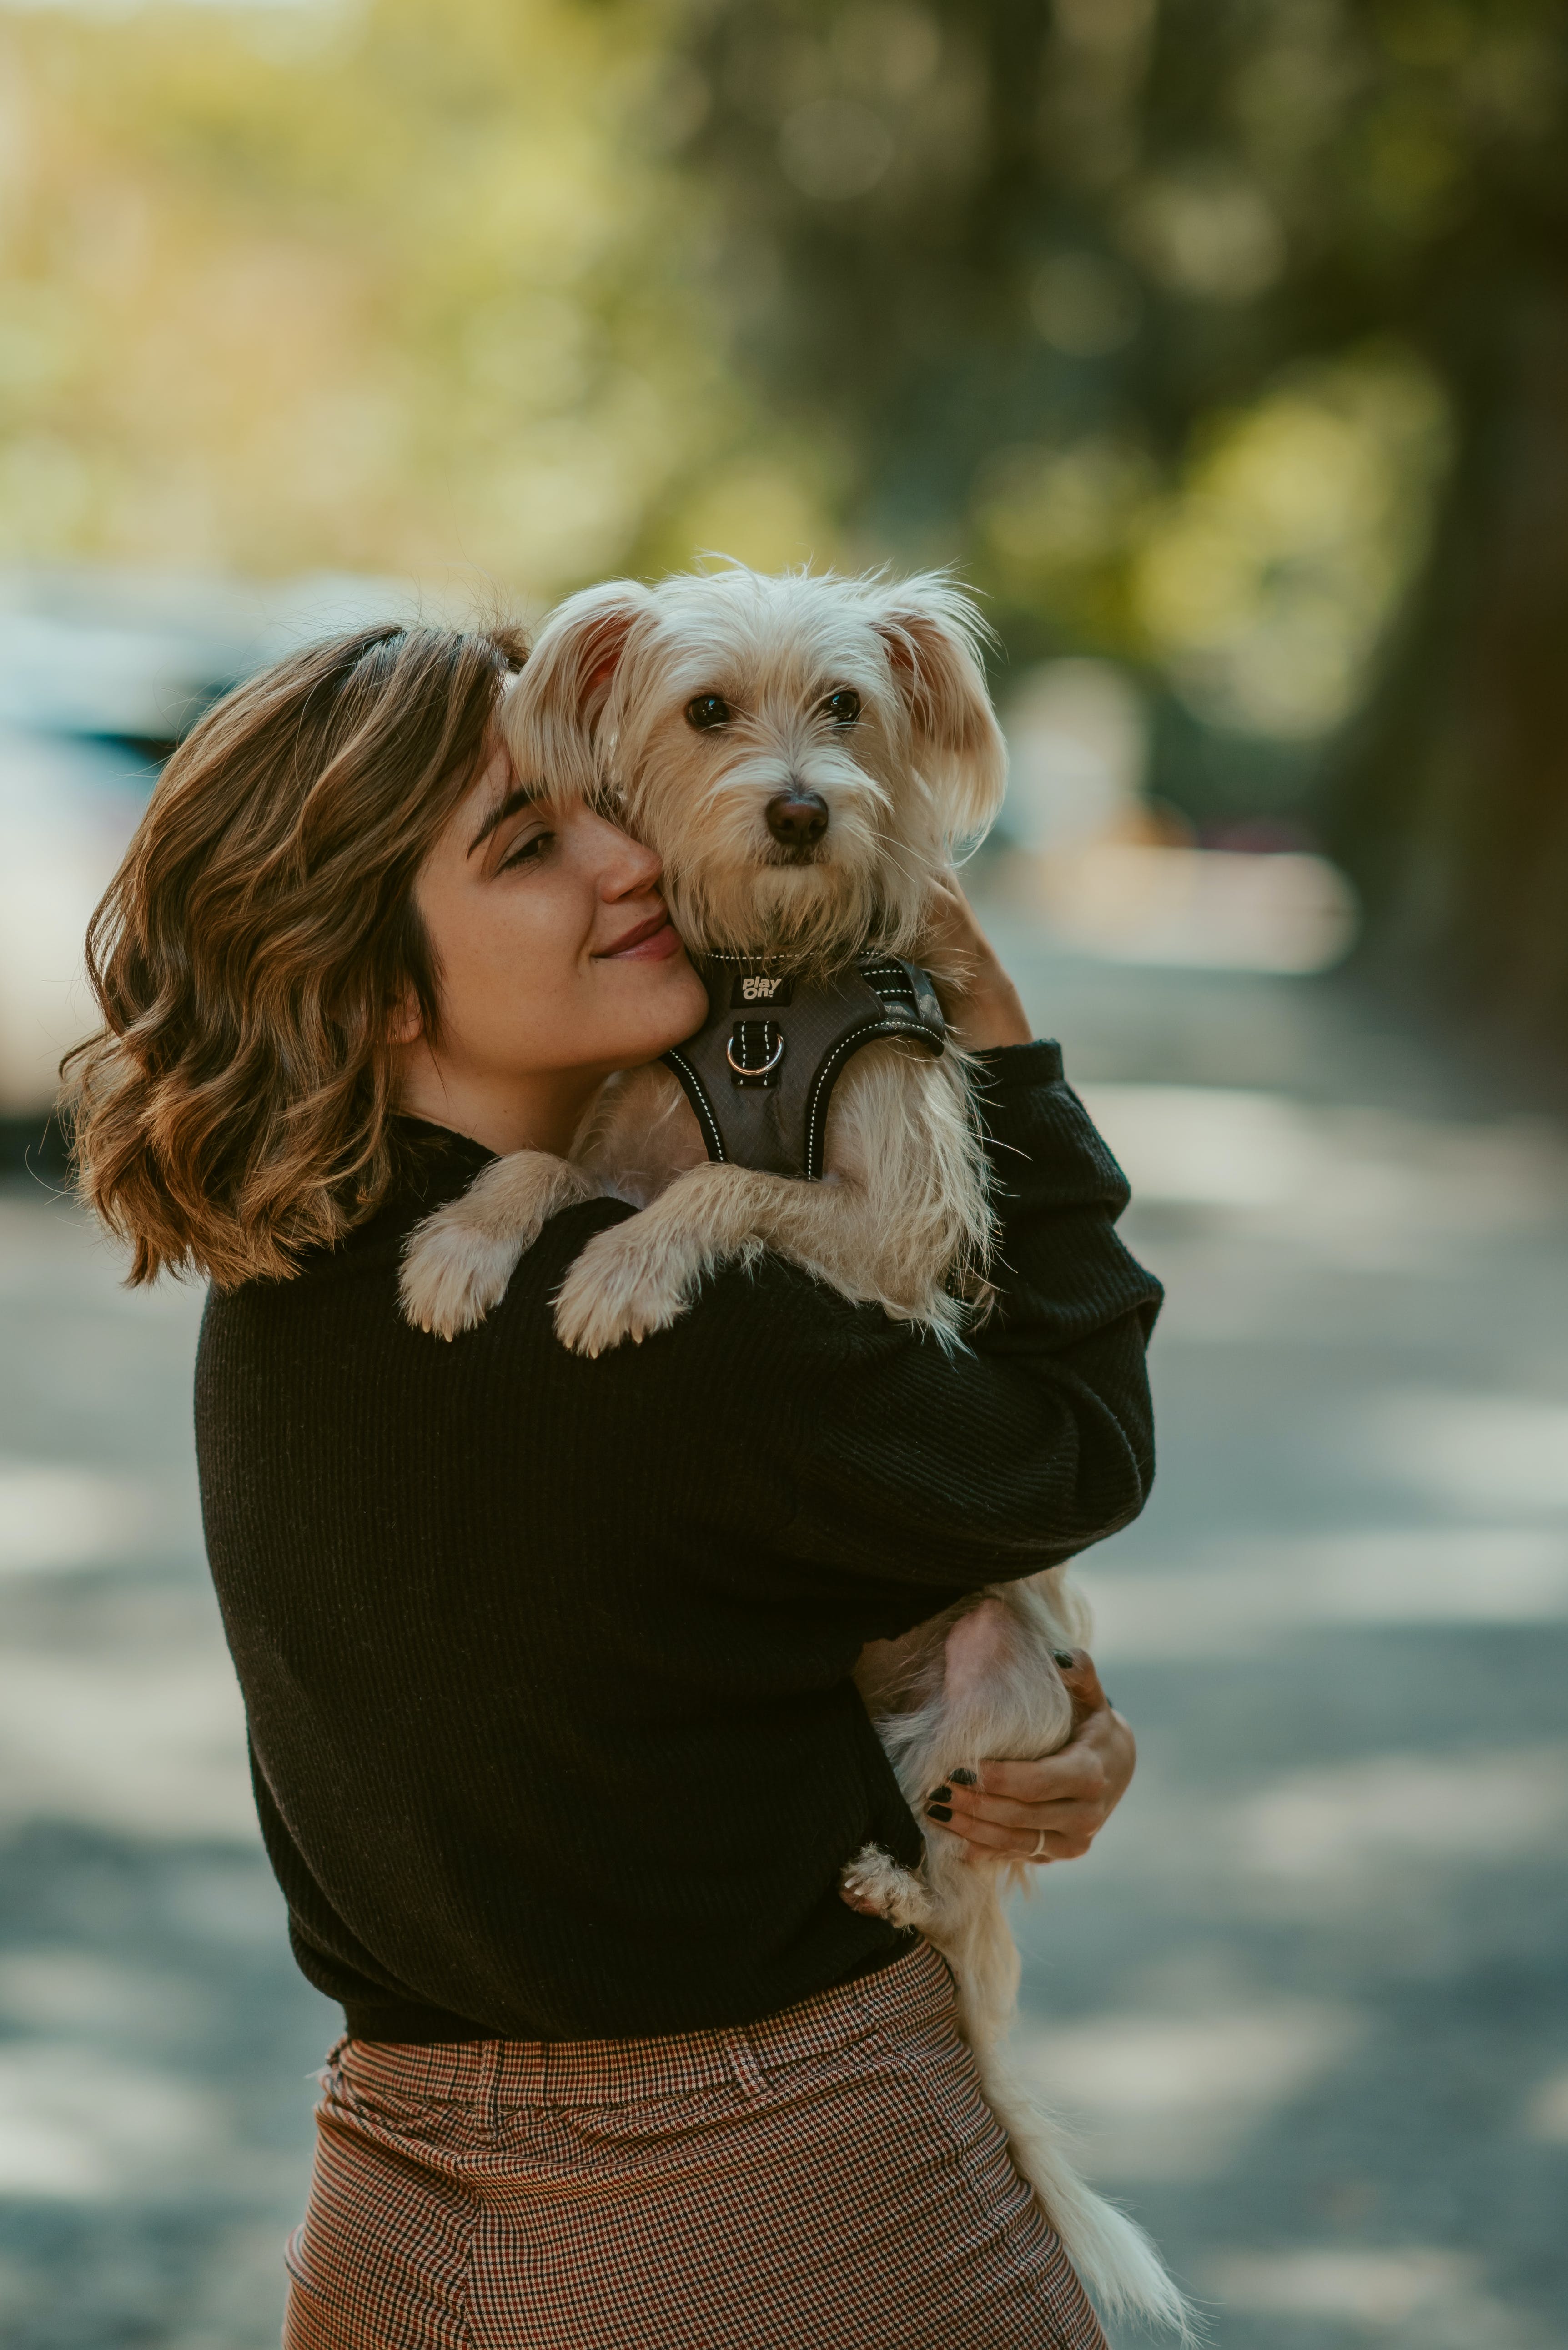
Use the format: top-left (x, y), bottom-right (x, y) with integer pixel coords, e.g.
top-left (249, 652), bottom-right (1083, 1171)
top-left (1328, 282), bottom-right (1568, 1058)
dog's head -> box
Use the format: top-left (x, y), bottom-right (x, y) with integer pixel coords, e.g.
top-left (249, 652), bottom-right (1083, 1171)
top-left (505, 565), bottom-right (1007, 964)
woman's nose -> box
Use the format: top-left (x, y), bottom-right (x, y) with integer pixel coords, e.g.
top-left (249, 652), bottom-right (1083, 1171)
top-left (601, 822), bottom-right (663, 897)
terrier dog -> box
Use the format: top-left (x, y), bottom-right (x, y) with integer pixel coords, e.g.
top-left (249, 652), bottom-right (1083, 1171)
top-left (400, 566), bottom-right (1186, 2334)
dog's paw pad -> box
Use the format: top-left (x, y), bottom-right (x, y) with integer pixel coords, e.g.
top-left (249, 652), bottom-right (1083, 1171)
top-left (839, 1844), bottom-right (917, 1920)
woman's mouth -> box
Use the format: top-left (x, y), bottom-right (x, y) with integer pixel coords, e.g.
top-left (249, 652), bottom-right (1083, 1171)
top-left (597, 909), bottom-right (681, 962)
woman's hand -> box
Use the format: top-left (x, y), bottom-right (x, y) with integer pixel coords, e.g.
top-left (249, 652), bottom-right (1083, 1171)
top-left (920, 877), bottom-right (1034, 1052)
top-left (927, 1651), bottom-right (1135, 1864)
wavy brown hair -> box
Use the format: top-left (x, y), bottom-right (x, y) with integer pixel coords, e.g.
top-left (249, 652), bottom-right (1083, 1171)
top-left (65, 619), bottom-right (528, 1288)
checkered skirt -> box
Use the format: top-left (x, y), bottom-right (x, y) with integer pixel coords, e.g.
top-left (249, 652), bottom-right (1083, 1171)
top-left (281, 1939), bottom-right (1106, 2350)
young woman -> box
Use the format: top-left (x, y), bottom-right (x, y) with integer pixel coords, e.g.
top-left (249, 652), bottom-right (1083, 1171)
top-left (69, 621), bottom-right (1160, 2350)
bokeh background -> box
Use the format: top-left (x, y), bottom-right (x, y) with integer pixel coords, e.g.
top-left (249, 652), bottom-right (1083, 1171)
top-left (1, 3), bottom-right (1566, 2345)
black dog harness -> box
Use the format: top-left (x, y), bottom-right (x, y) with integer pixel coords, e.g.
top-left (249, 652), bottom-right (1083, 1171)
top-left (663, 953), bottom-right (946, 1181)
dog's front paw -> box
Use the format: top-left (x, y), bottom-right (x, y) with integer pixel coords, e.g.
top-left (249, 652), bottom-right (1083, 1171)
top-left (839, 1843), bottom-right (935, 1930)
top-left (551, 1223), bottom-right (695, 1358)
top-left (400, 1205), bottom-right (527, 1339)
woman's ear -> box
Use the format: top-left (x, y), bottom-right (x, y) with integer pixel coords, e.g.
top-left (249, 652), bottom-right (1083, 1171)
top-left (387, 989), bottom-right (423, 1049)
top-left (869, 576), bottom-right (1008, 847)
top-left (503, 581), bottom-right (653, 799)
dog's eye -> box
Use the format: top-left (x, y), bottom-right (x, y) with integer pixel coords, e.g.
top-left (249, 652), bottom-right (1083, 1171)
top-left (686, 693), bottom-right (732, 731)
top-left (823, 689), bottom-right (861, 726)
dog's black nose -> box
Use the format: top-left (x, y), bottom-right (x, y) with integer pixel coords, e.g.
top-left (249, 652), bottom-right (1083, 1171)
top-left (765, 790), bottom-right (829, 849)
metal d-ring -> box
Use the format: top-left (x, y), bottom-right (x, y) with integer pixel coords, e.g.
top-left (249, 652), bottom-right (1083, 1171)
top-left (727, 1028), bottom-right (785, 1076)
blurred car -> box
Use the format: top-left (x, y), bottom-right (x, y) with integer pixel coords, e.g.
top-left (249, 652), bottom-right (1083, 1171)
top-left (0, 569), bottom-right (414, 1162)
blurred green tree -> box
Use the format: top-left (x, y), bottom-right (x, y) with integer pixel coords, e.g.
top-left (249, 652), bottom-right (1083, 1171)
top-left (6, 0), bottom-right (1568, 1045)
top-left (676, 0), bottom-right (1568, 1049)
top-left (0, 0), bottom-right (753, 601)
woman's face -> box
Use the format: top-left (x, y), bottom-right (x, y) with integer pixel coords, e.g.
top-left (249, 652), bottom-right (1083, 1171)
top-left (396, 740), bottom-right (708, 1155)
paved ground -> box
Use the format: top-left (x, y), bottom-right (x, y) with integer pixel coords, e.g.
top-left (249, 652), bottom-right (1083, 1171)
top-left (0, 932), bottom-right (1565, 2349)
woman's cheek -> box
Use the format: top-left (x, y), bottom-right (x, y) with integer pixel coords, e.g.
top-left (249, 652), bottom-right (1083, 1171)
top-left (494, 868), bottom-right (578, 993)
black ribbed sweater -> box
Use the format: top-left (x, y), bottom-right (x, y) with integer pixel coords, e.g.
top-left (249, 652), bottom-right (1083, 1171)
top-left (194, 1042), bottom-right (1161, 2043)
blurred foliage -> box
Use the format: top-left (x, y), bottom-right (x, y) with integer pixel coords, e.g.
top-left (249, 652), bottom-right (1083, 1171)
top-left (4, 0), bottom-right (1568, 1037)
top-left (0, 0), bottom-right (760, 598)
top-left (677, 0), bottom-right (1568, 1040)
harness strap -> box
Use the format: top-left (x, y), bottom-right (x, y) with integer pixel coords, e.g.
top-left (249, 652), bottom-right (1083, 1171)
top-left (663, 952), bottom-right (945, 1181)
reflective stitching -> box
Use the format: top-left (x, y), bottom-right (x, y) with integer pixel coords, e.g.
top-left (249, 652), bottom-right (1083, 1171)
top-left (664, 1050), bottom-right (727, 1161)
top-left (803, 1018), bottom-right (940, 1180)
top-left (669, 957), bottom-right (942, 1178)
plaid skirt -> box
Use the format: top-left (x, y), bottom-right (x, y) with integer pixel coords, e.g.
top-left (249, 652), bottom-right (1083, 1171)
top-left (282, 1939), bottom-right (1107, 2350)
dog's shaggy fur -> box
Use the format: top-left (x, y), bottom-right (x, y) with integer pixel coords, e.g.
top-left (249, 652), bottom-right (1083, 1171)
top-left (400, 566), bottom-right (1186, 2335)
top-left (402, 565), bottom-right (999, 1354)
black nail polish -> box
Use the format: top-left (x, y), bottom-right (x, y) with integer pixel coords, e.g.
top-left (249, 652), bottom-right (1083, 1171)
top-left (949, 1767), bottom-right (978, 1787)
top-left (1051, 1649), bottom-right (1075, 1668)
top-left (928, 1785), bottom-right (952, 1804)
top-left (925, 1803), bottom-right (952, 1822)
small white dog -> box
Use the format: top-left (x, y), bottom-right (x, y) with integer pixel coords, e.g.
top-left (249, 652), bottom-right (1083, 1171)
top-left (407, 565), bottom-right (1001, 1357)
top-left (401, 566), bottom-right (1185, 2334)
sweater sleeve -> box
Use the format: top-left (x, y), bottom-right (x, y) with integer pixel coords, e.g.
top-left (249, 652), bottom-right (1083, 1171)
top-left (778, 1039), bottom-right (1162, 1633)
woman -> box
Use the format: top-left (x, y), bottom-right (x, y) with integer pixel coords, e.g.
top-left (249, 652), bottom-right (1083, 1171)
top-left (68, 621), bottom-right (1160, 2350)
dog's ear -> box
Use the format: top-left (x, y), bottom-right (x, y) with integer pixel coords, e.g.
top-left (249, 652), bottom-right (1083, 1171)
top-left (869, 576), bottom-right (1007, 845)
top-left (503, 580), bottom-right (653, 796)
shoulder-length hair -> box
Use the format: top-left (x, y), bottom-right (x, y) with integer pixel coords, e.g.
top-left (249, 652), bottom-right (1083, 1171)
top-left (65, 619), bottom-right (528, 1289)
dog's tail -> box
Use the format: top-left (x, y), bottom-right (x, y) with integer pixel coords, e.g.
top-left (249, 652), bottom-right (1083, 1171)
top-left (985, 2074), bottom-right (1196, 2339)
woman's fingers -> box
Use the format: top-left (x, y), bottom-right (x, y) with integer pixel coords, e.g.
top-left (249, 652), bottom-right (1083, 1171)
top-left (928, 1786), bottom-right (1103, 1862)
top-left (936, 1803), bottom-right (1104, 1863)
top-left (922, 1674), bottom-right (1136, 1864)
top-left (1055, 1647), bottom-right (1111, 1723)
top-left (959, 1750), bottom-right (1109, 1808)
top-left (917, 874), bottom-right (1033, 1051)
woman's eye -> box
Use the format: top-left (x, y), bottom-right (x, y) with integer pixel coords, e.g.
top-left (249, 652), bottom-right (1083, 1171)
top-left (499, 828), bottom-right (553, 872)
top-left (686, 693), bottom-right (732, 731)
top-left (824, 689), bottom-right (861, 725)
